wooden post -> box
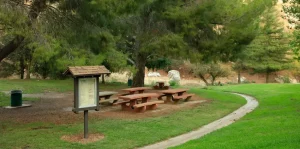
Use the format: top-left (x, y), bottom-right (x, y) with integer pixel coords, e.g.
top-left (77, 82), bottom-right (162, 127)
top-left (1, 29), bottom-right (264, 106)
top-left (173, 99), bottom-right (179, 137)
top-left (84, 110), bottom-right (88, 139)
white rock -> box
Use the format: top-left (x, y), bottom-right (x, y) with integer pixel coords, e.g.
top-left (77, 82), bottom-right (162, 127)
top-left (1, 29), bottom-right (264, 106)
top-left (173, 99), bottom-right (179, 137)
top-left (168, 70), bottom-right (181, 81)
top-left (147, 72), bottom-right (161, 77)
top-left (290, 78), bottom-right (298, 84)
top-left (237, 76), bottom-right (247, 82)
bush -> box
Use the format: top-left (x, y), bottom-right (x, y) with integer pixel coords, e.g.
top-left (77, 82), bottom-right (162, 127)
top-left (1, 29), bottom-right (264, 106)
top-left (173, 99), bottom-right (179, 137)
top-left (282, 76), bottom-right (291, 83)
top-left (243, 80), bottom-right (251, 84)
top-left (169, 80), bottom-right (179, 86)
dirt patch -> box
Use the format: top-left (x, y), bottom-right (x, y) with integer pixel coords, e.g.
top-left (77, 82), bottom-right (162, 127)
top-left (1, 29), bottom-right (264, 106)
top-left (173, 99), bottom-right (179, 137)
top-left (61, 133), bottom-right (104, 144)
top-left (0, 90), bottom-right (209, 124)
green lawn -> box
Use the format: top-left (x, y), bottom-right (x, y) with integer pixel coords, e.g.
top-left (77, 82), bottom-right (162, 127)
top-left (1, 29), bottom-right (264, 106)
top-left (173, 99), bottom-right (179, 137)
top-left (0, 83), bottom-right (245, 149)
top-left (0, 79), bottom-right (74, 93)
top-left (0, 79), bottom-right (128, 94)
top-left (0, 79), bottom-right (128, 107)
top-left (172, 84), bottom-right (300, 149)
top-left (0, 92), bottom-right (39, 107)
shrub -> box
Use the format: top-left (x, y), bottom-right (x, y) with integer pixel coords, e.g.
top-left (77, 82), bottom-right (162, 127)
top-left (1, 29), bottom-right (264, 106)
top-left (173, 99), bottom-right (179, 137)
top-left (243, 80), bottom-right (251, 84)
top-left (282, 76), bottom-right (291, 83)
top-left (169, 80), bottom-right (179, 86)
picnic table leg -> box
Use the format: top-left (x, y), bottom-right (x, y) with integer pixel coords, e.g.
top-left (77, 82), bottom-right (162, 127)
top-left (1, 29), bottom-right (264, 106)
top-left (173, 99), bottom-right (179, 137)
top-left (146, 103), bottom-right (158, 110)
top-left (134, 106), bottom-right (146, 112)
top-left (105, 95), bottom-right (112, 99)
top-left (178, 92), bottom-right (184, 96)
top-left (120, 100), bottom-right (135, 111)
top-left (159, 83), bottom-right (164, 89)
top-left (141, 97), bottom-right (150, 103)
top-left (99, 95), bottom-right (113, 104)
top-left (121, 103), bottom-right (131, 110)
top-left (98, 97), bottom-right (103, 103)
top-left (165, 94), bottom-right (172, 103)
top-left (184, 96), bottom-right (192, 102)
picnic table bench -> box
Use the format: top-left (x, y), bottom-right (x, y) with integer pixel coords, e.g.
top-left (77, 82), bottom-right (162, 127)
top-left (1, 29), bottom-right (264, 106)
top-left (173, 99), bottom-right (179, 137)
top-left (98, 91), bottom-right (118, 104)
top-left (120, 87), bottom-right (151, 95)
top-left (153, 81), bottom-right (169, 90)
top-left (159, 89), bottom-right (194, 103)
top-left (114, 93), bottom-right (163, 112)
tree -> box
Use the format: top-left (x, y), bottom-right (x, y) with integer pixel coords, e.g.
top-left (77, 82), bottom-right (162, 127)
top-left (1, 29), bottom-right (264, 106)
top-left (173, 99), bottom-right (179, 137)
top-left (115, 1), bottom-right (187, 87)
top-left (0, 0), bottom-right (48, 62)
top-left (187, 62), bottom-right (229, 86)
top-left (282, 0), bottom-right (300, 60)
top-left (244, 8), bottom-right (292, 83)
top-left (232, 58), bottom-right (247, 84)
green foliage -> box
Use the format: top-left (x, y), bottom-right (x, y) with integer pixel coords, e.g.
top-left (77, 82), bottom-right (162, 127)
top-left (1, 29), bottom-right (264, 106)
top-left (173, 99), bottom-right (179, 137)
top-left (189, 62), bottom-right (229, 85)
top-left (0, 61), bottom-right (16, 77)
top-left (0, 0), bottom-right (279, 83)
top-left (169, 80), bottom-right (179, 86)
top-left (243, 8), bottom-right (292, 82)
top-left (146, 57), bottom-right (171, 71)
top-left (282, 0), bottom-right (300, 60)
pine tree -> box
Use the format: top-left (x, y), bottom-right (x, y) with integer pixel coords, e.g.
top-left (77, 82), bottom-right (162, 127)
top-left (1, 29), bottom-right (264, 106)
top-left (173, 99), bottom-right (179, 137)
top-left (244, 8), bottom-right (292, 83)
top-left (282, 0), bottom-right (300, 60)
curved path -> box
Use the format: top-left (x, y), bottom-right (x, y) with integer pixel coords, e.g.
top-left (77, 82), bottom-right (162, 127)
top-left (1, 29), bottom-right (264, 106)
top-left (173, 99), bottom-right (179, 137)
top-left (139, 93), bottom-right (259, 149)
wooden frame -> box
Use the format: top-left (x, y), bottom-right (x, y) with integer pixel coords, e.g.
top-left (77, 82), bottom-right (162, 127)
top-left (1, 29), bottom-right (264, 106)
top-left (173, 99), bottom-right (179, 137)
top-left (73, 76), bottom-right (100, 113)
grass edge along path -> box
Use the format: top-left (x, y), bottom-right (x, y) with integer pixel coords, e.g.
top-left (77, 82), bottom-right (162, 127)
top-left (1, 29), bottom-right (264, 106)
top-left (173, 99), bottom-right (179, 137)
top-left (171, 84), bottom-right (300, 149)
top-left (140, 93), bottom-right (258, 149)
top-left (0, 88), bottom-right (246, 149)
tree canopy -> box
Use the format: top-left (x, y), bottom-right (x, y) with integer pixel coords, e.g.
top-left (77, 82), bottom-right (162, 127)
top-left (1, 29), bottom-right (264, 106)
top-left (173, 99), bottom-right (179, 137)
top-left (0, 0), bottom-right (293, 85)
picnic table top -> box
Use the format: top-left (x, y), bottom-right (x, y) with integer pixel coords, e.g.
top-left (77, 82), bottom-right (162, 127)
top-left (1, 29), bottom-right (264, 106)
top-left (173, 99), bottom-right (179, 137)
top-left (119, 93), bottom-right (159, 100)
top-left (99, 91), bottom-right (118, 97)
top-left (122, 87), bottom-right (151, 92)
top-left (160, 89), bottom-right (188, 94)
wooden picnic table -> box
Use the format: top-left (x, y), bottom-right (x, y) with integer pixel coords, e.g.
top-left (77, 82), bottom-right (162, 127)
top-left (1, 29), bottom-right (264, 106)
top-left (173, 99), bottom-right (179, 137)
top-left (156, 81), bottom-right (165, 88)
top-left (117, 93), bottom-right (162, 112)
top-left (98, 91), bottom-right (118, 104)
top-left (159, 89), bottom-right (189, 102)
top-left (121, 87), bottom-right (151, 94)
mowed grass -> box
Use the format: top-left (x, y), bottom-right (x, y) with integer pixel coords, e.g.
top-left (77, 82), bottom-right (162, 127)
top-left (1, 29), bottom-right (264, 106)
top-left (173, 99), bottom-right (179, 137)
top-left (0, 92), bottom-right (39, 107)
top-left (0, 79), bottom-right (74, 93)
top-left (0, 87), bottom-right (245, 149)
top-left (172, 84), bottom-right (300, 149)
top-left (0, 79), bottom-right (127, 94)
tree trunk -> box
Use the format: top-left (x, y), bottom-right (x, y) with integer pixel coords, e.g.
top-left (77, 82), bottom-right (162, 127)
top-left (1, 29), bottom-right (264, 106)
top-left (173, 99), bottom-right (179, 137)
top-left (238, 70), bottom-right (241, 84)
top-left (102, 75), bottom-right (105, 84)
top-left (26, 62), bottom-right (31, 79)
top-left (199, 75), bottom-right (209, 86)
top-left (132, 54), bottom-right (147, 87)
top-left (0, 36), bottom-right (25, 62)
top-left (266, 70), bottom-right (270, 83)
top-left (25, 47), bottom-right (33, 79)
top-left (211, 76), bottom-right (216, 85)
top-left (20, 55), bottom-right (25, 79)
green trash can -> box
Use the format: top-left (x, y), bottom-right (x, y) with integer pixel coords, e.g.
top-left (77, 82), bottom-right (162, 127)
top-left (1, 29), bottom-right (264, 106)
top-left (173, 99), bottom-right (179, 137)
top-left (127, 79), bottom-right (133, 87)
top-left (11, 90), bottom-right (22, 107)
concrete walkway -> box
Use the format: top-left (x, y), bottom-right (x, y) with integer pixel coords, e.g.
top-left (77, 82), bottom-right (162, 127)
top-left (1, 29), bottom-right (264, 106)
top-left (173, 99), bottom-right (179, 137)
top-left (139, 93), bottom-right (259, 149)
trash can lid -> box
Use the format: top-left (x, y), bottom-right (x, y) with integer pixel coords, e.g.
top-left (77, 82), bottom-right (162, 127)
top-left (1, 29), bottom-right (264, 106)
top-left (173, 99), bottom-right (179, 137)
top-left (11, 90), bottom-right (23, 94)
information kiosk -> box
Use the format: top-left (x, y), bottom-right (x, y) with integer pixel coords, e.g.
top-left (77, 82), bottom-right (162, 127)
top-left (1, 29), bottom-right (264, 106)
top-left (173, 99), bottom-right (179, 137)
top-left (64, 66), bottom-right (111, 139)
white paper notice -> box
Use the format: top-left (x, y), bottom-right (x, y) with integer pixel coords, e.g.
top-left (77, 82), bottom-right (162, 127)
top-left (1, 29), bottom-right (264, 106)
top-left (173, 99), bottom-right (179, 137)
top-left (78, 78), bottom-right (97, 108)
